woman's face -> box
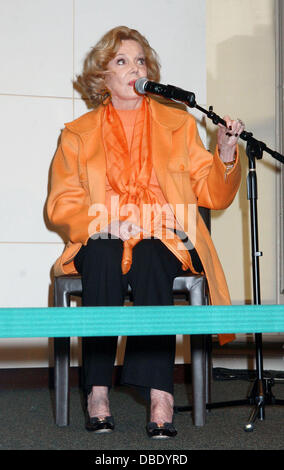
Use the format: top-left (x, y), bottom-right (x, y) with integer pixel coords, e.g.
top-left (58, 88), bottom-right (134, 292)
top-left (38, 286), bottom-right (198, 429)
top-left (105, 39), bottom-right (147, 109)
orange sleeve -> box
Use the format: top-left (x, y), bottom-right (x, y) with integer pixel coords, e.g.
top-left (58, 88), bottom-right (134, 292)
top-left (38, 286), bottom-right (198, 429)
top-left (188, 117), bottom-right (241, 210)
top-left (47, 129), bottom-right (92, 244)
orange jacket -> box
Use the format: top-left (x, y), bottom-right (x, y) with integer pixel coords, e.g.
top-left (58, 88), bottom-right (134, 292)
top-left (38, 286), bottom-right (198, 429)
top-left (47, 98), bottom-right (241, 342)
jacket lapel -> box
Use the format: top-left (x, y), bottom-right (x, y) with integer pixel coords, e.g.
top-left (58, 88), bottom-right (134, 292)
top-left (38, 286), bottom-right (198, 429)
top-left (151, 116), bottom-right (172, 195)
top-left (65, 107), bottom-right (106, 205)
top-left (149, 98), bottom-right (188, 201)
top-left (84, 128), bottom-right (106, 205)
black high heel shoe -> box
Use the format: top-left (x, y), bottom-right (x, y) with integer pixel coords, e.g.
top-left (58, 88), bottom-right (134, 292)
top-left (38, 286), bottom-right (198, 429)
top-left (85, 411), bottom-right (115, 433)
top-left (146, 421), bottom-right (177, 439)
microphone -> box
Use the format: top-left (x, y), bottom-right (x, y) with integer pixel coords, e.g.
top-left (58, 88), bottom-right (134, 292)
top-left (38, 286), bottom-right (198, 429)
top-left (135, 77), bottom-right (196, 107)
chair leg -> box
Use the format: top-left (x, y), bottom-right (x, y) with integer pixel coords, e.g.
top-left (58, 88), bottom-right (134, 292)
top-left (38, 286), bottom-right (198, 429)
top-left (190, 334), bottom-right (206, 426)
top-left (54, 337), bottom-right (70, 426)
top-left (188, 276), bottom-right (207, 426)
top-left (205, 335), bottom-right (212, 406)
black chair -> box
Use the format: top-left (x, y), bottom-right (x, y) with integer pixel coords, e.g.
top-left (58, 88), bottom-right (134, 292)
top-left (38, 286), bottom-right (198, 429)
top-left (53, 208), bottom-right (212, 427)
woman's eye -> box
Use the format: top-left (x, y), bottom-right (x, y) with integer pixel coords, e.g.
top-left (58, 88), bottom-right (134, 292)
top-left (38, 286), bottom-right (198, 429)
top-left (116, 58), bottom-right (125, 65)
top-left (137, 57), bottom-right (145, 65)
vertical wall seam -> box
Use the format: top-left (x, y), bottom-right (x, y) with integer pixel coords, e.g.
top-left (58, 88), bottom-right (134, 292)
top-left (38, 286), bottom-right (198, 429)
top-left (275, 0), bottom-right (284, 303)
top-left (72, 0), bottom-right (75, 119)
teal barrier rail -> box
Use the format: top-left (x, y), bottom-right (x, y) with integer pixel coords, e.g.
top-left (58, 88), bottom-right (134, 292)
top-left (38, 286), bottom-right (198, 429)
top-left (0, 304), bottom-right (283, 338)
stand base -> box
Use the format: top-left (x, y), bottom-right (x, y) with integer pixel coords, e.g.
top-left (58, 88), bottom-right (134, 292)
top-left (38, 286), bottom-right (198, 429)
top-left (174, 377), bottom-right (284, 432)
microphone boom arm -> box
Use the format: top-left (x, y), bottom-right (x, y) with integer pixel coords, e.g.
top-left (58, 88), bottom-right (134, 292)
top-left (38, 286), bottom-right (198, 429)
top-left (185, 97), bottom-right (284, 165)
top-left (135, 77), bottom-right (284, 164)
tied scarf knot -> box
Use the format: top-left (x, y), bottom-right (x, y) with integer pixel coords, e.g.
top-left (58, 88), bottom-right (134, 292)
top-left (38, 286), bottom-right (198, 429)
top-left (128, 183), bottom-right (138, 198)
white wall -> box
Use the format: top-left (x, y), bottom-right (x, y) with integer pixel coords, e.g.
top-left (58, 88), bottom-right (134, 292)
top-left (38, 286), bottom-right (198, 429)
top-left (207, 0), bottom-right (284, 370)
top-left (0, 0), bottom-right (207, 367)
top-left (206, 0), bottom-right (277, 305)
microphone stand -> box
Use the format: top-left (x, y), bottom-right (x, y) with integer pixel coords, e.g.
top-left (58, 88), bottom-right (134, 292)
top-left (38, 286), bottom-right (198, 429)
top-left (174, 94), bottom-right (284, 431)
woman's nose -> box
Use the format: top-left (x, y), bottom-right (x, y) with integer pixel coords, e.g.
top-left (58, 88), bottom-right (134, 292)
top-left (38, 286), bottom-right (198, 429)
top-left (130, 62), bottom-right (139, 74)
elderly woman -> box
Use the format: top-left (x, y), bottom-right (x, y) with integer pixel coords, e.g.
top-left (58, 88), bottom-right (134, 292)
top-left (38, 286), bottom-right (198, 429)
top-left (47, 26), bottom-right (244, 438)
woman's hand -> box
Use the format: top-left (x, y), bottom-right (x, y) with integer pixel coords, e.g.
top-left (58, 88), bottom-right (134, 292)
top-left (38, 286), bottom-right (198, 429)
top-left (119, 220), bottom-right (142, 241)
top-left (217, 116), bottom-right (245, 163)
top-left (100, 220), bottom-right (146, 241)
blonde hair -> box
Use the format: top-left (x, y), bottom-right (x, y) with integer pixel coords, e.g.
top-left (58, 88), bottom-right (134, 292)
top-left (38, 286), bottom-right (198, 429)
top-left (77, 26), bottom-right (161, 107)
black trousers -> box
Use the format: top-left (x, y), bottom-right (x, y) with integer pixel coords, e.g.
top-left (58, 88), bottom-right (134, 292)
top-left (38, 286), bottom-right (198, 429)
top-left (74, 235), bottom-right (201, 397)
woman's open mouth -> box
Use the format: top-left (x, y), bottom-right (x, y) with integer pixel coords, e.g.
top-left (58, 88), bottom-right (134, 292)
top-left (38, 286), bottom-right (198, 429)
top-left (128, 80), bottom-right (136, 87)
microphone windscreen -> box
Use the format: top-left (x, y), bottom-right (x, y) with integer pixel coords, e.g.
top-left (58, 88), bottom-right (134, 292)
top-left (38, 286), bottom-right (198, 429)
top-left (135, 77), bottom-right (148, 94)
